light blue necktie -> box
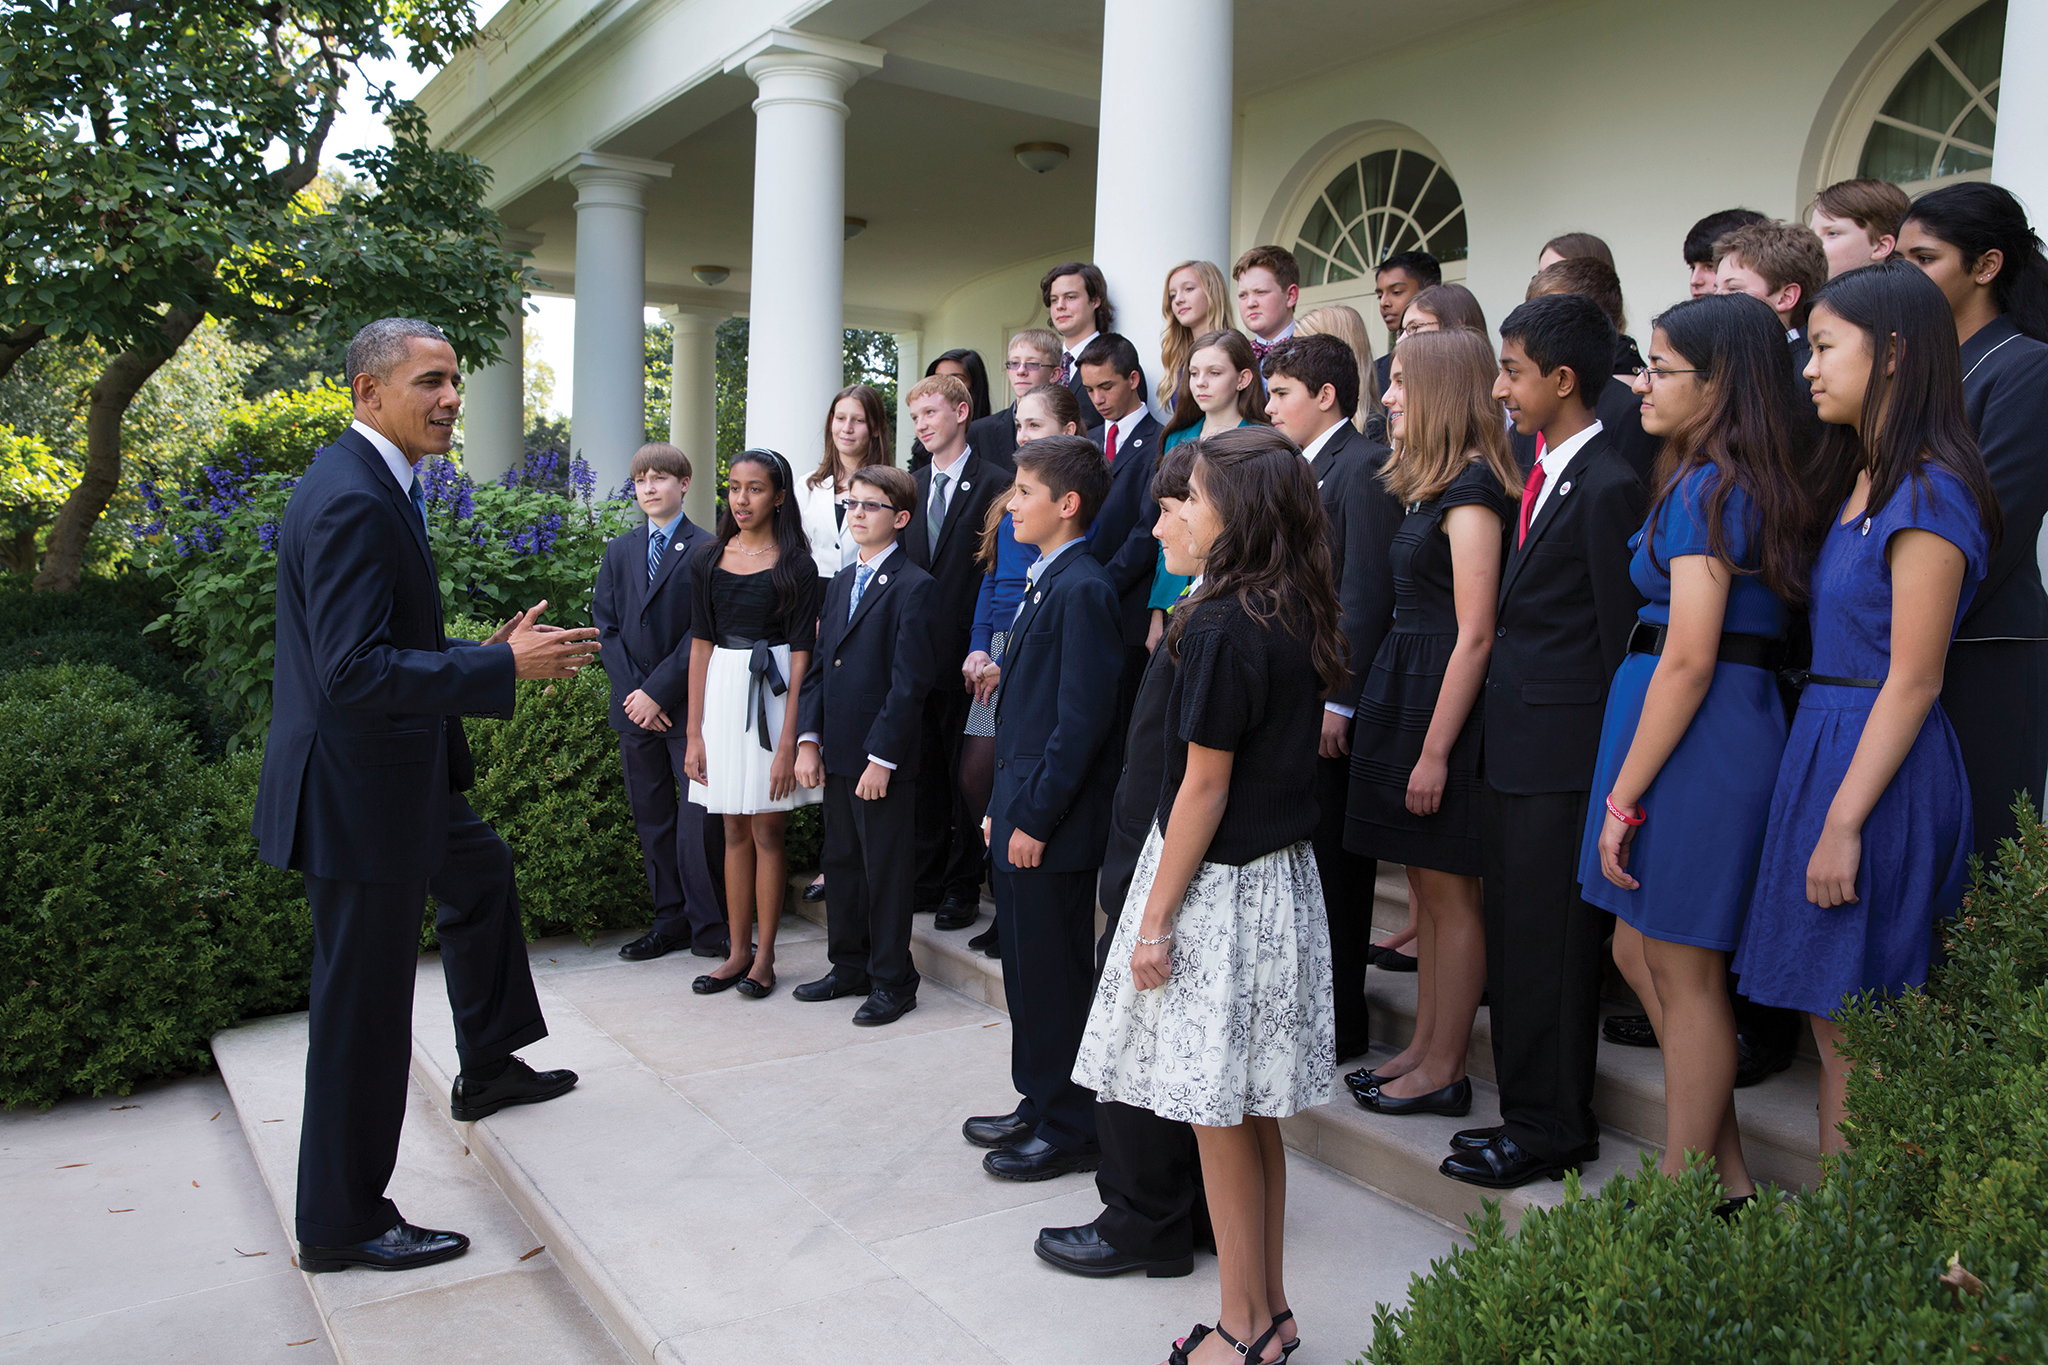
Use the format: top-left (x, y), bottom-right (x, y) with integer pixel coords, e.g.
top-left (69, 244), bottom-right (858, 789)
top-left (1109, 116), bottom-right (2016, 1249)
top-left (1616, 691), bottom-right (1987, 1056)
top-left (648, 527), bottom-right (668, 583)
top-left (408, 472), bottom-right (429, 535)
top-left (849, 561), bottom-right (875, 620)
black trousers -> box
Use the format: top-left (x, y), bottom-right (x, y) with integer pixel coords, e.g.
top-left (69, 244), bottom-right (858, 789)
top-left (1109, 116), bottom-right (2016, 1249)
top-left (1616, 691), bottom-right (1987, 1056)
top-left (1944, 638), bottom-right (2048, 860)
top-left (1478, 784), bottom-right (1607, 1159)
top-left (993, 864), bottom-right (1100, 1153)
top-left (913, 688), bottom-right (984, 905)
top-left (821, 771), bottom-right (920, 993)
top-left (1313, 749), bottom-right (1376, 1056)
top-left (296, 795), bottom-right (545, 1245)
top-left (618, 726), bottom-right (727, 947)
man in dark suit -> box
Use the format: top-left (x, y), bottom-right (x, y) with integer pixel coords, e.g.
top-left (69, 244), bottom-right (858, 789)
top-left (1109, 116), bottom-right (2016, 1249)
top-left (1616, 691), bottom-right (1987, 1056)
top-left (1042, 261), bottom-right (1112, 430)
top-left (592, 441), bottom-right (725, 962)
top-left (1442, 295), bottom-right (1647, 1190)
top-left (1077, 332), bottom-right (1163, 746)
top-left (254, 319), bottom-right (598, 1273)
top-left (901, 373), bottom-right (1013, 930)
top-left (965, 435), bottom-right (1121, 1182)
top-left (1263, 334), bottom-right (1404, 1063)
top-left (793, 465), bottom-right (937, 1026)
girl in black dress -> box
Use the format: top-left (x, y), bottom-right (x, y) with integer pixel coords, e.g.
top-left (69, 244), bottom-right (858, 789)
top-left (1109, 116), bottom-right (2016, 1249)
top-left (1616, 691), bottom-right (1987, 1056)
top-left (1342, 328), bottom-right (1520, 1118)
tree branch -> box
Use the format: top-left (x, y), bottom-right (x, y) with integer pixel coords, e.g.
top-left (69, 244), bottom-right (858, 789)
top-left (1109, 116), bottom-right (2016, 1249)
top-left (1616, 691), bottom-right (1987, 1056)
top-left (0, 326), bottom-right (48, 387)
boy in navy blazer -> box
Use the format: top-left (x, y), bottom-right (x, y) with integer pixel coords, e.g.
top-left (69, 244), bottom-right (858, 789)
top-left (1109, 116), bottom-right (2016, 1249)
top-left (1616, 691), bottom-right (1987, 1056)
top-left (962, 434), bottom-right (1121, 1182)
top-left (793, 465), bottom-right (937, 1026)
top-left (592, 443), bottom-right (727, 962)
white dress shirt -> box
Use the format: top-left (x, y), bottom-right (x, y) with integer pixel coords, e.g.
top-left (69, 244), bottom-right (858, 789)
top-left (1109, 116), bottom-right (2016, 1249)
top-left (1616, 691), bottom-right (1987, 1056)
top-left (1526, 420), bottom-right (1605, 525)
top-left (1297, 419), bottom-right (1345, 467)
top-left (350, 420), bottom-right (415, 495)
top-left (1101, 405), bottom-right (1147, 461)
top-left (1063, 331), bottom-right (1100, 376)
top-left (926, 443), bottom-right (972, 531)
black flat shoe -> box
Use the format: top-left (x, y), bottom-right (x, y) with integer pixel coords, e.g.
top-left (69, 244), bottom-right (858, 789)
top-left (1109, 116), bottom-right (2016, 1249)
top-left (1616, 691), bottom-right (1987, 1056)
top-left (852, 988), bottom-right (917, 1026)
top-left (1603, 1012), bottom-right (1659, 1048)
top-left (689, 935), bottom-right (731, 959)
top-left (983, 1135), bottom-right (1100, 1182)
top-left (963, 1109), bottom-right (1033, 1149)
top-left (299, 1220), bottom-right (468, 1274)
top-left (1439, 1135), bottom-right (1597, 1189)
top-left (1356, 1075), bottom-right (1472, 1117)
top-left (734, 972), bottom-right (775, 999)
top-left (1735, 1030), bottom-right (1795, 1087)
top-left (933, 897), bottom-right (979, 931)
top-left (1368, 943), bottom-right (1419, 972)
top-left (1450, 1124), bottom-right (1503, 1152)
top-left (1033, 1223), bottom-right (1193, 1279)
top-left (802, 878), bottom-right (827, 903)
top-left (1344, 1064), bottom-right (1387, 1097)
top-left (1712, 1193), bottom-right (1756, 1221)
top-left (448, 1057), bottom-right (578, 1122)
top-left (618, 929), bottom-right (687, 961)
top-left (692, 960), bottom-right (754, 994)
top-left (966, 923), bottom-right (999, 953)
top-left (792, 971), bottom-right (870, 1002)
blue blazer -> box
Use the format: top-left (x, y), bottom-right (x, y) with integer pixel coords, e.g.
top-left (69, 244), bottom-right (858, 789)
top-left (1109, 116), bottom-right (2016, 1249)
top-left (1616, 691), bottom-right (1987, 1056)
top-left (1089, 410), bottom-right (1163, 647)
top-left (796, 544), bottom-right (937, 776)
top-left (990, 544), bottom-right (1123, 873)
top-left (253, 427), bottom-right (515, 882)
top-left (592, 514), bottom-right (712, 732)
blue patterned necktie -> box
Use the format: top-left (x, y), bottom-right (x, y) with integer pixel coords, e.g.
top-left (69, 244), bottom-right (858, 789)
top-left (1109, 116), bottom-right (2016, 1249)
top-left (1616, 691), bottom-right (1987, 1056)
top-left (849, 561), bottom-right (875, 620)
top-left (408, 471), bottom-right (428, 535)
top-left (648, 527), bottom-right (668, 583)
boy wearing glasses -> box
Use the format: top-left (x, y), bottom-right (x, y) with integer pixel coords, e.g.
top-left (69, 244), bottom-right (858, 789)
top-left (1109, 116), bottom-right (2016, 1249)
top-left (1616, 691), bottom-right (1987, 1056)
top-left (794, 465), bottom-right (938, 1026)
top-left (970, 328), bottom-right (1063, 470)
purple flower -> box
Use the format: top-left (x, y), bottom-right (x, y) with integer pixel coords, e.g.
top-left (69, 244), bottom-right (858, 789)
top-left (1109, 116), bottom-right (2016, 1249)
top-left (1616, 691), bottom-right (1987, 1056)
top-left (420, 457), bottom-right (476, 520)
top-left (570, 454), bottom-right (595, 499)
top-left (256, 521), bottom-right (281, 552)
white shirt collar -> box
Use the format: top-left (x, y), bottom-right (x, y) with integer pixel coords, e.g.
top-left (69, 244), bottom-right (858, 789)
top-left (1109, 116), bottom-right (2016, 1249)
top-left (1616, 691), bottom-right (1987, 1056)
top-left (350, 419), bottom-right (415, 494)
top-left (1528, 420), bottom-right (1605, 521)
top-left (1787, 326), bottom-right (1803, 343)
top-left (1298, 420), bottom-right (1346, 464)
top-left (1255, 318), bottom-right (1296, 346)
top-left (1105, 405), bottom-right (1147, 448)
top-left (1027, 535), bottom-right (1085, 585)
top-left (648, 509), bottom-right (685, 541)
top-left (929, 442), bottom-right (971, 479)
top-left (1064, 331), bottom-right (1099, 362)
top-left (855, 540), bottom-right (894, 568)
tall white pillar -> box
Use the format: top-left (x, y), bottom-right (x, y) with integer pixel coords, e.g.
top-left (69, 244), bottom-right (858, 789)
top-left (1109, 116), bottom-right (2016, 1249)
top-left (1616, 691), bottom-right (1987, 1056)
top-left (1992, 0), bottom-right (2048, 222)
top-left (660, 305), bottom-right (725, 529)
top-left (1092, 0), bottom-right (1233, 394)
top-left (725, 30), bottom-right (884, 460)
top-left (461, 230), bottom-right (541, 487)
top-left (892, 329), bottom-right (922, 465)
top-left (555, 151), bottom-right (671, 499)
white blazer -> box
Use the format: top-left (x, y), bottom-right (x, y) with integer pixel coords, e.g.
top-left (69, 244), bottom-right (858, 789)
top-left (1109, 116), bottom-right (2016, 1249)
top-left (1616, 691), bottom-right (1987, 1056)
top-left (794, 475), bottom-right (854, 579)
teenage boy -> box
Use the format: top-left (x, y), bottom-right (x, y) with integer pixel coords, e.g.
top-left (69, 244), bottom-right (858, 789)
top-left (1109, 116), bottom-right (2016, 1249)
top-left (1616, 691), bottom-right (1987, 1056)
top-left (1714, 219), bottom-right (1830, 446)
top-left (1443, 294), bottom-right (1646, 1190)
top-left (1036, 441), bottom-right (1212, 1279)
top-left (1041, 262), bottom-right (1112, 429)
top-left (1263, 333), bottom-right (1403, 1063)
top-left (903, 373), bottom-right (1011, 931)
top-left (793, 465), bottom-right (936, 1027)
top-left (963, 434), bottom-right (1120, 1182)
top-left (1077, 332), bottom-right (1163, 742)
top-left (1371, 249), bottom-right (1441, 390)
top-left (1807, 178), bottom-right (1911, 279)
top-left (1233, 245), bottom-right (1300, 360)
top-left (594, 442), bottom-right (727, 962)
top-left (969, 327), bottom-right (1063, 471)
top-left (1524, 258), bottom-right (1658, 481)
top-left (1682, 207), bottom-right (1766, 297)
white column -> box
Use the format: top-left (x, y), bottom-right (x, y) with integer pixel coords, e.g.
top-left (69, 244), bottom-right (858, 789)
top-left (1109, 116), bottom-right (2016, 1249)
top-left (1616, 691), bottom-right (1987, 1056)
top-left (1092, 0), bottom-right (1233, 393)
top-left (1992, 0), bottom-right (2048, 222)
top-left (461, 230), bottom-right (541, 487)
top-left (660, 305), bottom-right (725, 528)
top-left (892, 329), bottom-right (922, 465)
top-left (725, 30), bottom-right (884, 460)
top-left (555, 151), bottom-right (672, 499)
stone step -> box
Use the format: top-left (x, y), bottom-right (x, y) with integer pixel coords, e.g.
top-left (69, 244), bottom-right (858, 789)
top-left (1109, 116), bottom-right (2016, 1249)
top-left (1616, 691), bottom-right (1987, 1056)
top-left (211, 1014), bottom-right (633, 1365)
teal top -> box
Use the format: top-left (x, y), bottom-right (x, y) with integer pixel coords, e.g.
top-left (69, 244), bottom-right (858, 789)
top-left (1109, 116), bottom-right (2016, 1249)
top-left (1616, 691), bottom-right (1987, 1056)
top-left (1148, 419), bottom-right (1245, 609)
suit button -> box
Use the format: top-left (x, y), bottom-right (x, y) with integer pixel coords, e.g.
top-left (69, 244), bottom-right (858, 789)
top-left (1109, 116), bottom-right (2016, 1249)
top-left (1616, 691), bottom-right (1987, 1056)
top-left (1496, 627), bottom-right (1506, 637)
top-left (996, 759), bottom-right (1005, 769)
top-left (834, 658), bottom-right (842, 666)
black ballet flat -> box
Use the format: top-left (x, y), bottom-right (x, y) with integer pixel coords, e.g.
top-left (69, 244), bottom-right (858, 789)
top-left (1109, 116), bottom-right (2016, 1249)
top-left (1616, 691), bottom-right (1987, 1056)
top-left (1712, 1193), bottom-right (1755, 1221)
top-left (733, 972), bottom-right (776, 999)
top-left (692, 960), bottom-right (754, 995)
top-left (1356, 1075), bottom-right (1473, 1118)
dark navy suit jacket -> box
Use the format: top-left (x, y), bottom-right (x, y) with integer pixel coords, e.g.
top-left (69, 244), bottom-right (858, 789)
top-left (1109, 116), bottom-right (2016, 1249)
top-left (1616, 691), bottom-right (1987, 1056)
top-left (796, 544), bottom-right (937, 777)
top-left (1089, 410), bottom-right (1162, 646)
top-left (592, 513), bottom-right (711, 732)
top-left (903, 448), bottom-right (1012, 675)
top-left (253, 426), bottom-right (515, 883)
top-left (990, 543), bottom-right (1122, 873)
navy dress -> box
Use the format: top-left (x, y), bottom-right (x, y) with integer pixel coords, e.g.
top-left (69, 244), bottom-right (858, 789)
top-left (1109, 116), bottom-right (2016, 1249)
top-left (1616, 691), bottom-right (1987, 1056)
top-left (1733, 467), bottom-right (1989, 1016)
top-left (1576, 466), bottom-right (1789, 950)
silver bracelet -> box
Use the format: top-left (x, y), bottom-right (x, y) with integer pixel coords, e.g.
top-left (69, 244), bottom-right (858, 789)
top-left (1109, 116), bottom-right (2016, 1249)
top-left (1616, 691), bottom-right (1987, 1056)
top-left (1135, 931), bottom-right (1173, 946)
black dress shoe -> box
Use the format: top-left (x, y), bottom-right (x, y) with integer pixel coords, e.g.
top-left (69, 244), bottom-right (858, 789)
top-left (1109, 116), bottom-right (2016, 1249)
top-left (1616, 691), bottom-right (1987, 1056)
top-left (853, 988), bottom-right (917, 1026)
top-left (984, 1135), bottom-right (1101, 1182)
top-left (1368, 944), bottom-right (1419, 972)
top-left (802, 878), bottom-right (827, 903)
top-left (619, 929), bottom-right (687, 961)
top-left (1034, 1223), bottom-right (1193, 1278)
top-left (299, 1220), bottom-right (469, 1274)
top-left (690, 936), bottom-right (731, 959)
top-left (963, 1109), bottom-right (1033, 1149)
top-left (1439, 1135), bottom-right (1597, 1189)
top-left (793, 971), bottom-right (871, 1002)
top-left (449, 1057), bottom-right (578, 1122)
top-left (933, 897), bottom-right (979, 931)
top-left (1450, 1124), bottom-right (1503, 1152)
top-left (966, 923), bottom-right (999, 953)
top-left (1603, 1012), bottom-right (1659, 1048)
top-left (1734, 1030), bottom-right (1794, 1087)
top-left (1356, 1075), bottom-right (1472, 1117)
top-left (1333, 1034), bottom-right (1372, 1063)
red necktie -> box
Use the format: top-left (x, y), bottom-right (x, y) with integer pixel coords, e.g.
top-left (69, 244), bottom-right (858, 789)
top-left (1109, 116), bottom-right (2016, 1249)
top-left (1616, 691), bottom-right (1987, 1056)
top-left (1104, 421), bottom-right (1118, 465)
top-left (1250, 336), bottom-right (1272, 363)
top-left (1517, 457), bottom-right (1547, 547)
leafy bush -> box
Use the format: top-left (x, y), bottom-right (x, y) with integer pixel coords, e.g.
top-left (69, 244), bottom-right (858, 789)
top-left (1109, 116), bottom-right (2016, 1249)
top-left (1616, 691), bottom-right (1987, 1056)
top-left (0, 628), bottom-right (221, 751)
top-left (1365, 801), bottom-right (2048, 1364)
top-left (209, 382), bottom-right (353, 477)
top-left (0, 570), bottom-right (170, 642)
top-left (0, 424), bottom-right (72, 574)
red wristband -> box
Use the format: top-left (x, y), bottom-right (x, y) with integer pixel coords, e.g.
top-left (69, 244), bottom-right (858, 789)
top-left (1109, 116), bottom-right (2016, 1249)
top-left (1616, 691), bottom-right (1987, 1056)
top-left (1606, 794), bottom-right (1646, 826)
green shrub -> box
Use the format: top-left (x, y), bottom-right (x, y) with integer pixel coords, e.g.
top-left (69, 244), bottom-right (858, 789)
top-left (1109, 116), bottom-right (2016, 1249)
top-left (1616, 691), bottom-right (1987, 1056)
top-left (1365, 802), bottom-right (2048, 1363)
top-left (786, 802), bottom-right (822, 873)
top-left (0, 572), bottom-right (170, 643)
top-left (0, 628), bottom-right (222, 751)
top-left (210, 382), bottom-right (353, 477)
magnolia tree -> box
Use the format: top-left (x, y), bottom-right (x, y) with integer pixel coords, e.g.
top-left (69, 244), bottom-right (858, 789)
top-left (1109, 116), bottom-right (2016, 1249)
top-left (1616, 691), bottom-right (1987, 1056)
top-left (0, 0), bottom-right (529, 590)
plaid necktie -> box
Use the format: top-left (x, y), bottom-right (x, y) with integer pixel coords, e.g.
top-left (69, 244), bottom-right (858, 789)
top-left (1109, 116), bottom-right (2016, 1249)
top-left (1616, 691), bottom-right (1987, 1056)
top-left (648, 527), bottom-right (667, 582)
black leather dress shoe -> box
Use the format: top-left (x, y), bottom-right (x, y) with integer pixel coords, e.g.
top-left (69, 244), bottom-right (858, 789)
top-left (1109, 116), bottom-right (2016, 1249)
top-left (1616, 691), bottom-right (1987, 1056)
top-left (1603, 1012), bottom-right (1658, 1048)
top-left (448, 1057), bottom-right (578, 1122)
top-left (1367, 944), bottom-right (1419, 972)
top-left (1440, 1135), bottom-right (1598, 1189)
top-left (966, 922), bottom-right (999, 954)
top-left (984, 1135), bottom-right (1101, 1182)
top-left (1034, 1223), bottom-right (1193, 1278)
top-left (1450, 1124), bottom-right (1503, 1152)
top-left (963, 1109), bottom-right (1033, 1149)
top-left (802, 878), bottom-right (827, 903)
top-left (793, 971), bottom-right (871, 1002)
top-left (1734, 1030), bottom-right (1794, 1087)
top-left (619, 929), bottom-right (687, 961)
top-left (299, 1220), bottom-right (469, 1274)
top-left (1355, 1075), bottom-right (1472, 1117)
top-left (1333, 1034), bottom-right (1372, 1063)
top-left (933, 897), bottom-right (979, 931)
top-left (853, 988), bottom-right (917, 1026)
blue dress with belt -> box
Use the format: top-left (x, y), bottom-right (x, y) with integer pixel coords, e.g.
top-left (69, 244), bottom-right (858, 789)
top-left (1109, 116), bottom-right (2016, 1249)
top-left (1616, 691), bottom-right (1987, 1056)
top-left (1577, 466), bottom-right (1789, 950)
top-left (1732, 465), bottom-right (1989, 1016)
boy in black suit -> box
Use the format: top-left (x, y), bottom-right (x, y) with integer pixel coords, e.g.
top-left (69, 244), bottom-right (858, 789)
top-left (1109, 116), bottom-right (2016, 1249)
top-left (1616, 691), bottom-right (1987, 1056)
top-left (1371, 249), bottom-right (1441, 390)
top-left (793, 465), bottom-right (936, 1026)
top-left (1042, 261), bottom-right (1112, 430)
top-left (1076, 331), bottom-right (1162, 743)
top-left (963, 434), bottom-right (1121, 1182)
top-left (592, 442), bottom-right (728, 962)
top-left (1441, 294), bottom-right (1646, 1191)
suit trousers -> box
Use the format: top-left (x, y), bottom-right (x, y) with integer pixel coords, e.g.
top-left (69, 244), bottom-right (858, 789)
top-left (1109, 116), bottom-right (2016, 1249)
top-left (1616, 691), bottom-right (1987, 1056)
top-left (1478, 784), bottom-right (1607, 1159)
top-left (913, 687), bottom-right (984, 904)
top-left (296, 796), bottom-right (546, 1245)
top-left (1313, 750), bottom-right (1377, 1056)
top-left (822, 772), bottom-right (920, 993)
top-left (993, 864), bottom-right (1100, 1153)
top-left (1943, 638), bottom-right (2048, 860)
top-left (618, 726), bottom-right (727, 947)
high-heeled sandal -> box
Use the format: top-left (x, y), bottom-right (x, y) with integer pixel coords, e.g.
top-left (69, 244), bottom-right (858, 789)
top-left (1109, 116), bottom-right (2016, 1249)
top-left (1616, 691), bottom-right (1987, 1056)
top-left (1271, 1309), bottom-right (1300, 1359)
top-left (1219, 1321), bottom-right (1284, 1363)
top-left (1165, 1323), bottom-right (1212, 1365)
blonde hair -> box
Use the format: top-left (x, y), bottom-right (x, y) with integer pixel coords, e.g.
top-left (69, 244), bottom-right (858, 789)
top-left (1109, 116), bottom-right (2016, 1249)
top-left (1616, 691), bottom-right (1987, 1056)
top-left (1009, 328), bottom-right (1063, 365)
top-left (1158, 260), bottom-right (1232, 409)
top-left (1380, 328), bottom-right (1520, 507)
top-left (1296, 305), bottom-right (1385, 431)
top-left (904, 372), bottom-right (972, 410)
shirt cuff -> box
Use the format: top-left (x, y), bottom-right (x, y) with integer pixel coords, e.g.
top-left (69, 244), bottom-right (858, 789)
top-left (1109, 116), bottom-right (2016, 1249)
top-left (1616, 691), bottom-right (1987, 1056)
top-left (867, 755), bottom-right (898, 770)
top-left (1323, 702), bottom-right (1355, 719)
top-left (798, 733), bottom-right (821, 747)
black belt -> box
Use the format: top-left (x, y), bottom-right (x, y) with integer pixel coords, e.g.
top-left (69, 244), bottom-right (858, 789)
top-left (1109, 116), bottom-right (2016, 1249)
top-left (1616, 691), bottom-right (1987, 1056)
top-left (1627, 620), bottom-right (1785, 671)
top-left (1782, 670), bottom-right (1884, 689)
top-left (717, 636), bottom-right (787, 751)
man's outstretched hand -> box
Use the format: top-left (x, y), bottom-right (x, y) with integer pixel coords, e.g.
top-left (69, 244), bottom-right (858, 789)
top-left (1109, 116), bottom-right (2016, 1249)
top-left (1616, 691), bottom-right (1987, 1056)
top-left (503, 601), bottom-right (600, 680)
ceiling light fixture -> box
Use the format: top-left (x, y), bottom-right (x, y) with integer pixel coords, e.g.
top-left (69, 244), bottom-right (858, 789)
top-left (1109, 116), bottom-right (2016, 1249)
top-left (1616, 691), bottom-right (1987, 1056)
top-left (1014, 141), bottom-right (1069, 174)
top-left (844, 217), bottom-right (867, 240)
top-left (690, 265), bottom-right (730, 286)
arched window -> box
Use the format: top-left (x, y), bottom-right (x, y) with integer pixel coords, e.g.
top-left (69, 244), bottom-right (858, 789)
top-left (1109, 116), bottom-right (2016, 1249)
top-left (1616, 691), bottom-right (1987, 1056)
top-left (1818, 0), bottom-right (2004, 196)
top-left (1292, 145), bottom-right (1467, 289)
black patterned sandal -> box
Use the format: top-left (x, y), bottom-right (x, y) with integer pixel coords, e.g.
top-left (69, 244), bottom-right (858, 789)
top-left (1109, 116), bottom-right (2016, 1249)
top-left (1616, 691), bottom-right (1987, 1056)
top-left (1165, 1323), bottom-right (1213, 1365)
top-left (1271, 1309), bottom-right (1300, 1359)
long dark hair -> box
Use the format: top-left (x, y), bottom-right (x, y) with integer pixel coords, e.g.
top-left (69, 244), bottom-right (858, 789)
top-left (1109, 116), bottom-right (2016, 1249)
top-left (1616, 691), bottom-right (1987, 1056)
top-left (1902, 182), bottom-right (2048, 343)
top-left (1640, 294), bottom-right (1818, 604)
top-left (717, 448), bottom-right (816, 619)
top-left (1167, 426), bottom-right (1347, 697)
top-left (810, 384), bottom-right (890, 490)
top-left (927, 349), bottom-right (993, 422)
top-left (1163, 329), bottom-right (1269, 440)
top-left (1808, 262), bottom-right (2001, 551)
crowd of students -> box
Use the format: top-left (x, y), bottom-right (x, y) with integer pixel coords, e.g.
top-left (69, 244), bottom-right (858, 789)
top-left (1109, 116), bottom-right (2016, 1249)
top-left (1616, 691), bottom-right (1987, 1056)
top-left (597, 176), bottom-right (2048, 1365)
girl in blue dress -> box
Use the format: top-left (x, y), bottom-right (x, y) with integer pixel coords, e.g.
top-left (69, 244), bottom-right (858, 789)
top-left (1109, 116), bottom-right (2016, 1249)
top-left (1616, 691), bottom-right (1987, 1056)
top-left (1580, 294), bottom-right (1816, 1209)
top-left (1734, 261), bottom-right (2001, 1156)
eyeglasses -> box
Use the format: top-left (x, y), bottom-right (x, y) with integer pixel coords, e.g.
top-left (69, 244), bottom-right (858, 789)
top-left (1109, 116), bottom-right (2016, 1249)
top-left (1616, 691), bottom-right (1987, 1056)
top-left (1636, 366), bottom-right (1703, 382)
top-left (1004, 360), bottom-right (1051, 373)
top-left (843, 498), bottom-right (896, 515)
top-left (1399, 321), bottom-right (1439, 337)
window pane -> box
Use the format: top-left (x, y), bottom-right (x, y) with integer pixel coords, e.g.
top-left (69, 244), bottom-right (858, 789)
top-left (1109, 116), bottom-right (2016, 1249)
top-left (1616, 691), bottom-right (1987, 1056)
top-left (1937, 142), bottom-right (1993, 178)
top-left (1392, 153), bottom-right (1435, 215)
top-left (1859, 122), bottom-right (1940, 183)
top-left (1356, 151), bottom-right (1398, 220)
top-left (1879, 49), bottom-right (1971, 135)
top-left (1298, 200), bottom-right (1344, 257)
top-left (1324, 164), bottom-right (1364, 230)
top-left (1955, 106), bottom-right (1995, 151)
top-left (1938, 0), bottom-right (2006, 90)
top-left (1431, 207), bottom-right (1470, 263)
top-left (1413, 170), bottom-right (1464, 246)
top-left (1298, 146), bottom-right (1469, 281)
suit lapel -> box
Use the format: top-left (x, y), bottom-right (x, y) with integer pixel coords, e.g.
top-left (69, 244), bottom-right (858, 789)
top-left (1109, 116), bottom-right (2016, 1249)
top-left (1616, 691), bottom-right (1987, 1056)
top-left (338, 428), bottom-right (436, 580)
top-left (842, 545), bottom-right (902, 638)
top-left (931, 452), bottom-right (983, 561)
top-left (1500, 435), bottom-right (1603, 601)
top-left (643, 515), bottom-right (697, 607)
top-left (1308, 422), bottom-right (1354, 487)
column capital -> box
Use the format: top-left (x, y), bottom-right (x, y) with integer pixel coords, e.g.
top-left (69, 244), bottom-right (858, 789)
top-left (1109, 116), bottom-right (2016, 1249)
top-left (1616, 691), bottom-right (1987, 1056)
top-left (496, 228), bottom-right (545, 256)
top-left (553, 150), bottom-right (674, 210)
top-left (656, 304), bottom-right (728, 331)
top-left (725, 27), bottom-right (885, 99)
